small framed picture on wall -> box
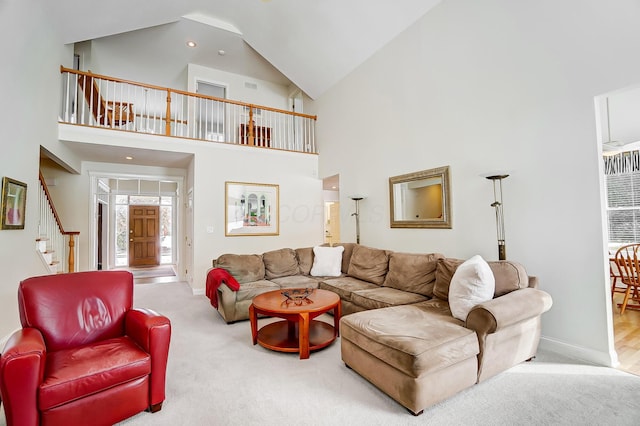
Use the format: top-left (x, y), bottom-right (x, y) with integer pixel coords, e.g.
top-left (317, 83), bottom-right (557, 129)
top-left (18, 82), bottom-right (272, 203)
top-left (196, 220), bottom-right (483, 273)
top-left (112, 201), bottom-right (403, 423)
top-left (225, 181), bottom-right (279, 236)
top-left (1, 177), bottom-right (27, 230)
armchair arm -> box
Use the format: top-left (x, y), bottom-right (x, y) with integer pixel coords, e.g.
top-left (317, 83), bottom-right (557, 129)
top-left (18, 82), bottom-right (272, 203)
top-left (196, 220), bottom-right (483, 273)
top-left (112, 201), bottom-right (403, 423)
top-left (466, 287), bottom-right (553, 335)
top-left (0, 328), bottom-right (46, 426)
top-left (125, 308), bottom-right (171, 408)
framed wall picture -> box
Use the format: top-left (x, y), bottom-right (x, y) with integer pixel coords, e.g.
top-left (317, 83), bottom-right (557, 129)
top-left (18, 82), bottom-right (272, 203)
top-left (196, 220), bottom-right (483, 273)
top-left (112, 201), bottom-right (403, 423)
top-left (225, 181), bottom-right (279, 236)
top-left (1, 177), bottom-right (27, 230)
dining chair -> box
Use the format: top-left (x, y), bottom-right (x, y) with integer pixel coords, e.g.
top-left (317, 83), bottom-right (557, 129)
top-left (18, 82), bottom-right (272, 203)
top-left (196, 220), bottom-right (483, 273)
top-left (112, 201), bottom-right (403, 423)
top-left (613, 244), bottom-right (640, 314)
top-left (610, 253), bottom-right (626, 298)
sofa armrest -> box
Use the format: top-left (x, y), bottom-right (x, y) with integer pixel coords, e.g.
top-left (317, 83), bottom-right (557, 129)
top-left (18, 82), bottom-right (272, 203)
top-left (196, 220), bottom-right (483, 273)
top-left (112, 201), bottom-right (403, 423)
top-left (0, 328), bottom-right (46, 426)
top-left (465, 287), bottom-right (552, 335)
top-left (126, 308), bottom-right (171, 407)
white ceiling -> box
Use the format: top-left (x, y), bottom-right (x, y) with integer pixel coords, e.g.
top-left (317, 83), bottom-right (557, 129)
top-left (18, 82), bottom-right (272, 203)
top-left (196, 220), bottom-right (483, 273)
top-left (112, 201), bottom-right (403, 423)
top-left (44, 0), bottom-right (442, 99)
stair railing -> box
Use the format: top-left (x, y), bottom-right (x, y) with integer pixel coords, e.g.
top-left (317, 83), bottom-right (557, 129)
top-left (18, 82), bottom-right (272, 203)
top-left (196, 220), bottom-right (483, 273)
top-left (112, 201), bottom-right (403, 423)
top-left (38, 172), bottom-right (79, 273)
top-left (60, 66), bottom-right (318, 154)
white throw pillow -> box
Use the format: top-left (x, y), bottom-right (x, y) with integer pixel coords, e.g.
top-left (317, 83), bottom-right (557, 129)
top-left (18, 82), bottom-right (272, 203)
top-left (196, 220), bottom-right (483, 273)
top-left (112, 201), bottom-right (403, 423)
top-left (448, 255), bottom-right (495, 321)
top-left (310, 245), bottom-right (344, 277)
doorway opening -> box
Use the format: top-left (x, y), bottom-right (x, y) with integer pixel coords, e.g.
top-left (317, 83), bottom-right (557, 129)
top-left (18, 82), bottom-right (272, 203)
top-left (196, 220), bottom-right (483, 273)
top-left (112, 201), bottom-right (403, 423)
top-left (90, 173), bottom-right (182, 279)
top-left (323, 174), bottom-right (340, 245)
top-left (196, 80), bottom-right (227, 141)
top-left (596, 87), bottom-right (640, 376)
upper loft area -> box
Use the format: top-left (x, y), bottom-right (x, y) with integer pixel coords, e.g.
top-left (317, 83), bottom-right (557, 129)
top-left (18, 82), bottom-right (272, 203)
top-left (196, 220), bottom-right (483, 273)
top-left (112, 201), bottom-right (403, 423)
top-left (59, 67), bottom-right (318, 156)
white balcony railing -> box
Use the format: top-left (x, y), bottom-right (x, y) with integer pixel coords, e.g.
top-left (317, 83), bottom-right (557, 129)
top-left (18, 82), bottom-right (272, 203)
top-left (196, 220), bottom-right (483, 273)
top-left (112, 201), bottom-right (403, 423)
top-left (59, 67), bottom-right (318, 154)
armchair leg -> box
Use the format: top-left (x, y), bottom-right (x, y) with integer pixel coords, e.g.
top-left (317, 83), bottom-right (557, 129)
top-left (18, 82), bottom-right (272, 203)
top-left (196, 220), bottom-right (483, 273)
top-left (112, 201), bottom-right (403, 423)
top-left (147, 402), bottom-right (163, 413)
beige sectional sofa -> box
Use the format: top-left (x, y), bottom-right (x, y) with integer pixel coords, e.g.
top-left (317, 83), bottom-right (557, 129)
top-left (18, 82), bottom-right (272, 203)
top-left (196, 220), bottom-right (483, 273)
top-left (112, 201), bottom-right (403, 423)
top-left (207, 243), bottom-right (552, 415)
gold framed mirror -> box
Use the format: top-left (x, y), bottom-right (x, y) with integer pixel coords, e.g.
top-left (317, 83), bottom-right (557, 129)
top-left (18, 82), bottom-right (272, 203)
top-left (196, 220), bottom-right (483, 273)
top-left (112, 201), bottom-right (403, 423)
top-left (389, 166), bottom-right (451, 229)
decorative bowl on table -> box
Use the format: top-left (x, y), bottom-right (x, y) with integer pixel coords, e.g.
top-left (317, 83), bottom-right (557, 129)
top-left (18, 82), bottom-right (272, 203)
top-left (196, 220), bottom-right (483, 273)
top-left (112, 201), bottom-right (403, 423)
top-left (281, 288), bottom-right (314, 305)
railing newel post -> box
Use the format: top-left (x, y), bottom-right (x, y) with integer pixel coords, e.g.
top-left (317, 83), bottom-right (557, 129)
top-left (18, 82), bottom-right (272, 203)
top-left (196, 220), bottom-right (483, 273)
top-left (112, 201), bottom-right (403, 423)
top-left (165, 89), bottom-right (172, 136)
top-left (248, 105), bottom-right (254, 146)
top-left (68, 234), bottom-right (75, 272)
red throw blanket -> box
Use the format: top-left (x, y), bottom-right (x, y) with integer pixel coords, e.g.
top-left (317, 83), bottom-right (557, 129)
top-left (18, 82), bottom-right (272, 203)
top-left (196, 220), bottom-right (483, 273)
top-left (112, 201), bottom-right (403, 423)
top-left (205, 268), bottom-right (241, 308)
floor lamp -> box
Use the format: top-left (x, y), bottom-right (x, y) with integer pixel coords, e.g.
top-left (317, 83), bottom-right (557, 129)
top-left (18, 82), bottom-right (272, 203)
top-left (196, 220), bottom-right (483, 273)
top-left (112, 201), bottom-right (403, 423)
top-left (350, 196), bottom-right (364, 244)
top-left (486, 175), bottom-right (508, 260)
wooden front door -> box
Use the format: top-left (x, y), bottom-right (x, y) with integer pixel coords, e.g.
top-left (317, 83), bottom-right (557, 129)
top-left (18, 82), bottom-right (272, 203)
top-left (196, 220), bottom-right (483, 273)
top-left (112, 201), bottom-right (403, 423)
top-left (129, 205), bottom-right (160, 267)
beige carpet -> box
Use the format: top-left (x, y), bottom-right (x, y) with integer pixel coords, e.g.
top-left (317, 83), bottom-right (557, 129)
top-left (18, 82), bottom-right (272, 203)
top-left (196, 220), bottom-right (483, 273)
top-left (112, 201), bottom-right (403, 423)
top-left (3, 281), bottom-right (640, 425)
top-left (128, 265), bottom-right (176, 279)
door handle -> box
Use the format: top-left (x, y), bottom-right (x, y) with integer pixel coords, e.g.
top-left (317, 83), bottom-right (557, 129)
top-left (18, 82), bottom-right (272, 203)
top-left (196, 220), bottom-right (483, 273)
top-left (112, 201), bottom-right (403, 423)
top-left (130, 239), bottom-right (133, 242)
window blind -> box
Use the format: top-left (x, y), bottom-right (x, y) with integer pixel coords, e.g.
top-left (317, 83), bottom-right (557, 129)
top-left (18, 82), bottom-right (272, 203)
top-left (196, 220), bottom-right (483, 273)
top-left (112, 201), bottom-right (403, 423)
top-left (604, 151), bottom-right (640, 243)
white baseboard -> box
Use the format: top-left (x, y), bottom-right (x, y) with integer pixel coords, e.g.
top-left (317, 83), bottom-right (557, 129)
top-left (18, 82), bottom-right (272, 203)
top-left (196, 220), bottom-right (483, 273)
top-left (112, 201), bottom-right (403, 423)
top-left (539, 336), bottom-right (619, 368)
top-left (192, 287), bottom-right (205, 296)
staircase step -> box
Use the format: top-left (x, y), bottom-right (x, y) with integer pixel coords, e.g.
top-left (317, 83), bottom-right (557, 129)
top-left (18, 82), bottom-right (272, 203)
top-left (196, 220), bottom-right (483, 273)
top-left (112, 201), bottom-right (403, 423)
top-left (36, 239), bottom-right (48, 253)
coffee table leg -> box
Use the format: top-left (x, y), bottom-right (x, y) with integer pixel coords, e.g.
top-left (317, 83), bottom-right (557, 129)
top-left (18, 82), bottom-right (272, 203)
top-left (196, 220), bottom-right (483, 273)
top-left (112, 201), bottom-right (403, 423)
top-left (249, 304), bottom-right (258, 345)
top-left (334, 301), bottom-right (341, 337)
top-left (298, 312), bottom-right (310, 359)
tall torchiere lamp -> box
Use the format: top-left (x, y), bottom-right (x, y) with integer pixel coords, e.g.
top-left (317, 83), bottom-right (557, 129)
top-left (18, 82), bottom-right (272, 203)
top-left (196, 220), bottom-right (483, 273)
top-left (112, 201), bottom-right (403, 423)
top-left (486, 175), bottom-right (509, 260)
top-left (350, 196), bottom-right (364, 244)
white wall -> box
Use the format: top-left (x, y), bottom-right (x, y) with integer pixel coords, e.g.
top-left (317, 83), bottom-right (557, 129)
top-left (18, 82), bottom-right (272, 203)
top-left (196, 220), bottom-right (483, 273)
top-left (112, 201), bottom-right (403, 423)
top-left (56, 125), bottom-right (324, 294)
top-left (82, 41), bottom-right (293, 110)
top-left (191, 145), bottom-right (323, 292)
top-left (0, 2), bottom-right (71, 339)
top-left (88, 36), bottom-right (188, 90)
top-left (187, 64), bottom-right (291, 110)
top-left (312, 0), bottom-right (640, 365)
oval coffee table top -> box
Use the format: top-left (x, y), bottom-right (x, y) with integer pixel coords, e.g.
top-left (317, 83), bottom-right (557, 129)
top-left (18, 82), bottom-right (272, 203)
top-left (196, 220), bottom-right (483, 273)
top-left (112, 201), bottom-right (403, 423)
top-left (252, 288), bottom-right (339, 315)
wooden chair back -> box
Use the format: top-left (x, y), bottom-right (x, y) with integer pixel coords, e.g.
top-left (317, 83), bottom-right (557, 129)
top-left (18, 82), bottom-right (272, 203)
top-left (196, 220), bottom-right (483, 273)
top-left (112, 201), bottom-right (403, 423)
top-left (614, 244), bottom-right (640, 314)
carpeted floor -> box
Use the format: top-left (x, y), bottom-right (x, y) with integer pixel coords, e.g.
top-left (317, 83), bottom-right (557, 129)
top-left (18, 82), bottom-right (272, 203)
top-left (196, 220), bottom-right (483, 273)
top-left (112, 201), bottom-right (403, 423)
top-left (123, 281), bottom-right (640, 426)
top-left (3, 281), bottom-right (639, 425)
top-left (128, 265), bottom-right (176, 279)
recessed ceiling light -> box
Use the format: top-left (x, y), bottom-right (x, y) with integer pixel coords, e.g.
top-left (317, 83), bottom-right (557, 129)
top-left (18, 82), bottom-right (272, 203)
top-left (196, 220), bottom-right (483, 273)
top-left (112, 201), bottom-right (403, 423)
top-left (218, 49), bottom-right (226, 56)
top-left (186, 41), bottom-right (197, 48)
top-left (125, 156), bottom-right (133, 160)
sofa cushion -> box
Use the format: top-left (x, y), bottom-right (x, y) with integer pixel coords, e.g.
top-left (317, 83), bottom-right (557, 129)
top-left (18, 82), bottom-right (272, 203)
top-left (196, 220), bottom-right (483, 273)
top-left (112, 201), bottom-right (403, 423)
top-left (335, 243), bottom-right (357, 274)
top-left (263, 248), bottom-right (300, 279)
top-left (448, 255), bottom-right (495, 321)
top-left (340, 305), bottom-right (479, 378)
top-left (318, 277), bottom-right (379, 302)
top-left (411, 299), bottom-right (463, 326)
top-left (311, 245), bottom-right (344, 277)
top-left (214, 254), bottom-right (265, 284)
top-left (39, 336), bottom-right (150, 411)
top-left (295, 247), bottom-right (314, 275)
top-left (270, 275), bottom-right (322, 289)
top-left (235, 280), bottom-right (280, 302)
top-left (383, 252), bottom-right (444, 297)
top-left (351, 287), bottom-right (429, 310)
top-left (347, 245), bottom-right (390, 285)
top-left (489, 261), bottom-right (530, 296)
top-left (434, 258), bottom-right (529, 301)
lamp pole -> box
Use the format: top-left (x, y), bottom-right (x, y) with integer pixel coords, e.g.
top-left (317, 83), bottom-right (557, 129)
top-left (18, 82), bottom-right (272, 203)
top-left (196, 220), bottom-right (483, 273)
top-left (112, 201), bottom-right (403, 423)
top-left (486, 175), bottom-right (509, 260)
top-left (351, 197), bottom-right (363, 244)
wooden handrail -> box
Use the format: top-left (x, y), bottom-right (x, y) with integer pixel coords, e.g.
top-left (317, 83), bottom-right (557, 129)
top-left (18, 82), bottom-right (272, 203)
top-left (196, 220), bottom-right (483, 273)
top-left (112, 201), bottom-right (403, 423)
top-left (61, 66), bottom-right (318, 121)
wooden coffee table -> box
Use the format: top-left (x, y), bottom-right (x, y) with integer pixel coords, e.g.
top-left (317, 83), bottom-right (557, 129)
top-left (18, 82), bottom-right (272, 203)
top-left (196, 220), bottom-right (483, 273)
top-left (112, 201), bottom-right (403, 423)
top-left (249, 288), bottom-right (341, 359)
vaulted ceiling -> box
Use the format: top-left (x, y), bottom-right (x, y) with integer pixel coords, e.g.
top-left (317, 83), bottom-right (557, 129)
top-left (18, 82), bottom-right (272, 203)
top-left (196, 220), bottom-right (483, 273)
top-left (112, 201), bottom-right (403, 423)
top-left (44, 0), bottom-right (442, 99)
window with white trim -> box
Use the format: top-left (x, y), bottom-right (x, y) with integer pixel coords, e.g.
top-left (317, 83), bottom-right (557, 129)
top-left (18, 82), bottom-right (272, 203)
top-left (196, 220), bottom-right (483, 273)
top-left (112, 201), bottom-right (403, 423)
top-left (605, 151), bottom-right (640, 243)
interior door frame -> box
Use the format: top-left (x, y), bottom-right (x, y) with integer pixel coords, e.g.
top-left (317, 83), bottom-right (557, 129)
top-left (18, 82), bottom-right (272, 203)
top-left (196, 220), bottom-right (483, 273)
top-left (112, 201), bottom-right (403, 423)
top-left (88, 171), bottom-right (185, 275)
top-left (195, 79), bottom-right (229, 141)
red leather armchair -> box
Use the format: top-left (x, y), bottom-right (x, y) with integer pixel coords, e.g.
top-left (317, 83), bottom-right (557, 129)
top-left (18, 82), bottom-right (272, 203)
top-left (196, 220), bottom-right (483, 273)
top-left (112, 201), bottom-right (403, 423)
top-left (0, 271), bottom-right (171, 426)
